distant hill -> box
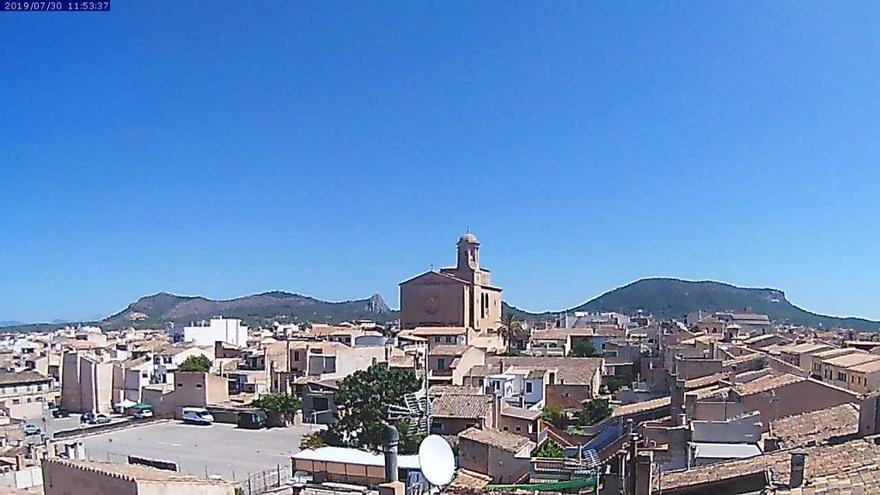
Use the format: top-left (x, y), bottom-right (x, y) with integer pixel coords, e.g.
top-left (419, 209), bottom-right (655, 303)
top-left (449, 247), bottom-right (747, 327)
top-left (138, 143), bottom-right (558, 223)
top-left (504, 278), bottom-right (880, 331)
top-left (101, 291), bottom-right (395, 329)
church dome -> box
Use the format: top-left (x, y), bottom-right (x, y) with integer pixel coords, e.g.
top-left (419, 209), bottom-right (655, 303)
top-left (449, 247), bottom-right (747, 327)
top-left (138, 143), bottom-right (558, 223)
top-left (459, 232), bottom-right (479, 244)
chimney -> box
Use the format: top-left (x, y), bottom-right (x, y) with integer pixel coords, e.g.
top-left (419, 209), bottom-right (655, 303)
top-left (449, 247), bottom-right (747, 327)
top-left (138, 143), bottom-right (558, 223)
top-left (684, 392), bottom-right (697, 419)
top-left (491, 391), bottom-right (502, 429)
top-left (670, 376), bottom-right (685, 425)
top-left (764, 436), bottom-right (779, 452)
top-left (858, 393), bottom-right (880, 437)
top-left (789, 451), bottom-right (807, 488)
top-left (635, 451), bottom-right (653, 495)
top-left (14, 454), bottom-right (24, 471)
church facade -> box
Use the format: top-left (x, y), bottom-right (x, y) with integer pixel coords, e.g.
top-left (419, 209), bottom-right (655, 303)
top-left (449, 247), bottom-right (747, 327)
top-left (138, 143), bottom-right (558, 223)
top-left (399, 233), bottom-right (503, 331)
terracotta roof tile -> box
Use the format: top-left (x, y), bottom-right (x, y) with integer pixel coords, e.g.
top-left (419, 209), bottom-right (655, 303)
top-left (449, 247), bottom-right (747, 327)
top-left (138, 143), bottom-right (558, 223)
top-left (771, 403), bottom-right (860, 449)
top-left (458, 427), bottom-right (534, 453)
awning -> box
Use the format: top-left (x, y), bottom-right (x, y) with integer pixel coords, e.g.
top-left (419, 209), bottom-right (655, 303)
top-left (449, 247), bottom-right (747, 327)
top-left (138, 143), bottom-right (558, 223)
top-left (130, 403), bottom-right (153, 410)
top-left (115, 399), bottom-right (137, 409)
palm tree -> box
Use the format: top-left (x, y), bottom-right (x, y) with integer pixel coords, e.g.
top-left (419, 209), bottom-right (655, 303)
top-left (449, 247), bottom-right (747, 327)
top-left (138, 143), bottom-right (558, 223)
top-left (499, 312), bottom-right (526, 351)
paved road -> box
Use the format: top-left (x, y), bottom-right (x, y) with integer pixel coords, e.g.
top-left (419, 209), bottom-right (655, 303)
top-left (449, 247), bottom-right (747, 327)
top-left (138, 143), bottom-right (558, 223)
top-left (20, 410), bottom-right (127, 444)
top-left (78, 421), bottom-right (324, 482)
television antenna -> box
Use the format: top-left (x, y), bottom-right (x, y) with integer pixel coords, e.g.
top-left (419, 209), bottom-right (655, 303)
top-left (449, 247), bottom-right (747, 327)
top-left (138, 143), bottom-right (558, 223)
top-left (386, 392), bottom-right (430, 436)
top-left (418, 435), bottom-right (455, 487)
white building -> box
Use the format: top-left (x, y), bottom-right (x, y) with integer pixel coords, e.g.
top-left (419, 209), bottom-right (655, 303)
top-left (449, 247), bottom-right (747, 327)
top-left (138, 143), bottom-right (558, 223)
top-left (485, 367), bottom-right (545, 409)
top-left (171, 317), bottom-right (248, 347)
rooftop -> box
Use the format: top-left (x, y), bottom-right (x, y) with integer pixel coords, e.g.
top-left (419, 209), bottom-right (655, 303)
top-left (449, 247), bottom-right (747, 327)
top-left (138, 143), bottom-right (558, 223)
top-left (429, 345), bottom-right (471, 357)
top-left (431, 394), bottom-right (491, 419)
top-left (428, 385), bottom-right (483, 396)
top-left (659, 437), bottom-right (880, 493)
top-left (771, 403), bottom-right (860, 450)
top-left (733, 373), bottom-right (803, 396)
top-left (293, 446), bottom-right (420, 470)
top-left (500, 406), bottom-right (542, 421)
top-left (822, 352), bottom-right (880, 369)
top-left (485, 356), bottom-right (603, 385)
top-left (0, 371), bottom-right (51, 386)
top-left (410, 327), bottom-right (468, 336)
top-left (611, 396), bottom-right (671, 418)
top-left (45, 458), bottom-right (231, 485)
top-left (780, 342), bottom-right (832, 355)
top-left (458, 427), bottom-right (534, 453)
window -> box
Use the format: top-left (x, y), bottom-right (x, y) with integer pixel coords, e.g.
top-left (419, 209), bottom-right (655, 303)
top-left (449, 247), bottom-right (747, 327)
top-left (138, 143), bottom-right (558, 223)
top-left (294, 351), bottom-right (300, 361)
top-left (515, 426), bottom-right (521, 432)
top-left (437, 358), bottom-right (446, 370)
top-left (196, 384), bottom-right (202, 388)
top-left (525, 382), bottom-right (533, 394)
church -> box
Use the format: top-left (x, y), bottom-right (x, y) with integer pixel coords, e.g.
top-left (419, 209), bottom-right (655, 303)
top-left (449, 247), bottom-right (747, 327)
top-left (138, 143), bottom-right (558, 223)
top-left (399, 232), bottom-right (503, 331)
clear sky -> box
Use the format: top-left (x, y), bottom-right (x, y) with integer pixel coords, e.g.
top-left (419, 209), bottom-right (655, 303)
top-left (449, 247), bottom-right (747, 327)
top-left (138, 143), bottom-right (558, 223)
top-left (1, 2), bottom-right (879, 323)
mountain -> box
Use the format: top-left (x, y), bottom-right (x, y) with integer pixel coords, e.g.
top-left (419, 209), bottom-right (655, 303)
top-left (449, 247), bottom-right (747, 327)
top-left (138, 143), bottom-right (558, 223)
top-left (504, 278), bottom-right (880, 331)
top-left (102, 291), bottom-right (395, 329)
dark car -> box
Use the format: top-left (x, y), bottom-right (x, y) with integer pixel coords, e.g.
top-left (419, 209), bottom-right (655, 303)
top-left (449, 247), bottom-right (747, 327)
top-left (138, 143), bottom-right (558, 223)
top-left (81, 412), bottom-right (111, 425)
top-left (52, 408), bottom-right (70, 418)
top-left (237, 410), bottom-right (267, 429)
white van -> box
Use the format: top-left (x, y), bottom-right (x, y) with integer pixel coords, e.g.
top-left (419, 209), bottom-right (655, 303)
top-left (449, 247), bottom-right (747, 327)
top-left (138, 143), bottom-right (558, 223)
top-left (181, 407), bottom-right (214, 425)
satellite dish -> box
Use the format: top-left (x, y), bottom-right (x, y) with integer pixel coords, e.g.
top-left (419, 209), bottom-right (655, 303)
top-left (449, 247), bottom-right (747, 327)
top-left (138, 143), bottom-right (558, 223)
top-left (418, 434), bottom-right (455, 486)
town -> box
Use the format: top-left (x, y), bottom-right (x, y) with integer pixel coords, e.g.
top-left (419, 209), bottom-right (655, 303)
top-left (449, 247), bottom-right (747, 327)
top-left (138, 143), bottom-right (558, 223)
top-left (0, 233), bottom-right (878, 494)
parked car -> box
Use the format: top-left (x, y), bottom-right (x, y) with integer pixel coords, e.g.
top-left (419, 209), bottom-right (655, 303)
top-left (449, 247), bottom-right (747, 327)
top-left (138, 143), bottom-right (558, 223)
top-left (21, 423), bottom-right (41, 436)
top-left (133, 408), bottom-right (153, 419)
top-left (181, 407), bottom-right (214, 425)
top-left (81, 412), bottom-right (111, 425)
top-left (237, 410), bottom-right (267, 429)
top-left (52, 408), bottom-right (70, 418)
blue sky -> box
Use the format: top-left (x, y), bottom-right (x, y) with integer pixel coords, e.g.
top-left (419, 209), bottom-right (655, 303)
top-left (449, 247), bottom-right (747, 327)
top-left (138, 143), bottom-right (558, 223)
top-left (1, 2), bottom-right (879, 323)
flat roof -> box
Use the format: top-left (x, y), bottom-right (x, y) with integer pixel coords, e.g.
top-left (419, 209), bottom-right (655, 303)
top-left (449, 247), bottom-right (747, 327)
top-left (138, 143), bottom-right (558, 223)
top-left (293, 446), bottom-right (420, 470)
top-left (690, 442), bottom-right (762, 459)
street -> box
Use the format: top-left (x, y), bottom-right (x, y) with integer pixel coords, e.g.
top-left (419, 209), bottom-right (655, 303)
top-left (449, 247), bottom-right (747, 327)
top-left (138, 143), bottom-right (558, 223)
top-left (75, 421), bottom-right (324, 482)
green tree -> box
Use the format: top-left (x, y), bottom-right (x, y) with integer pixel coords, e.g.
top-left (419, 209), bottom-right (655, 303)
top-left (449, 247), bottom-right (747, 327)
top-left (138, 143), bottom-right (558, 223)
top-left (541, 404), bottom-right (567, 429)
top-left (534, 440), bottom-right (565, 458)
top-left (178, 355), bottom-right (211, 372)
top-left (300, 432), bottom-right (326, 450)
top-left (571, 340), bottom-right (602, 358)
top-left (578, 399), bottom-right (612, 427)
top-left (500, 312), bottom-right (527, 350)
top-left (328, 365), bottom-right (421, 451)
top-left (251, 393), bottom-right (302, 425)
top-left (396, 420), bottom-right (426, 455)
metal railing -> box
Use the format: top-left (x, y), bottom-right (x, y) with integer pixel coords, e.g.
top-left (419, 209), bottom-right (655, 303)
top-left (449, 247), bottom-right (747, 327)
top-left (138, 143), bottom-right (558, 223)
top-left (238, 464), bottom-right (293, 495)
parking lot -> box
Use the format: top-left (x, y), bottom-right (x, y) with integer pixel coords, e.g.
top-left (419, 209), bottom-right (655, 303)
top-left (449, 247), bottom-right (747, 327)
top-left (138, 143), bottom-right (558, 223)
top-left (74, 421), bottom-right (324, 482)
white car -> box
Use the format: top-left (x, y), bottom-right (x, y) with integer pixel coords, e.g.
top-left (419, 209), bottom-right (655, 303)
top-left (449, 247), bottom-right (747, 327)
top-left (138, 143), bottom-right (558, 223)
top-left (181, 407), bottom-right (214, 425)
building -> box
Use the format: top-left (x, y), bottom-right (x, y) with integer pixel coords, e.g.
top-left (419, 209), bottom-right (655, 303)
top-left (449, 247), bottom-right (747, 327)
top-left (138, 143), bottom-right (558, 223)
top-left (141, 371), bottom-right (229, 418)
top-left (0, 371), bottom-right (55, 419)
top-left (457, 427), bottom-right (535, 483)
top-left (42, 458), bottom-right (235, 495)
top-left (60, 352), bottom-right (114, 414)
top-left (292, 446), bottom-right (420, 487)
top-left (399, 233), bottom-right (502, 332)
top-left (170, 318), bottom-right (248, 347)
